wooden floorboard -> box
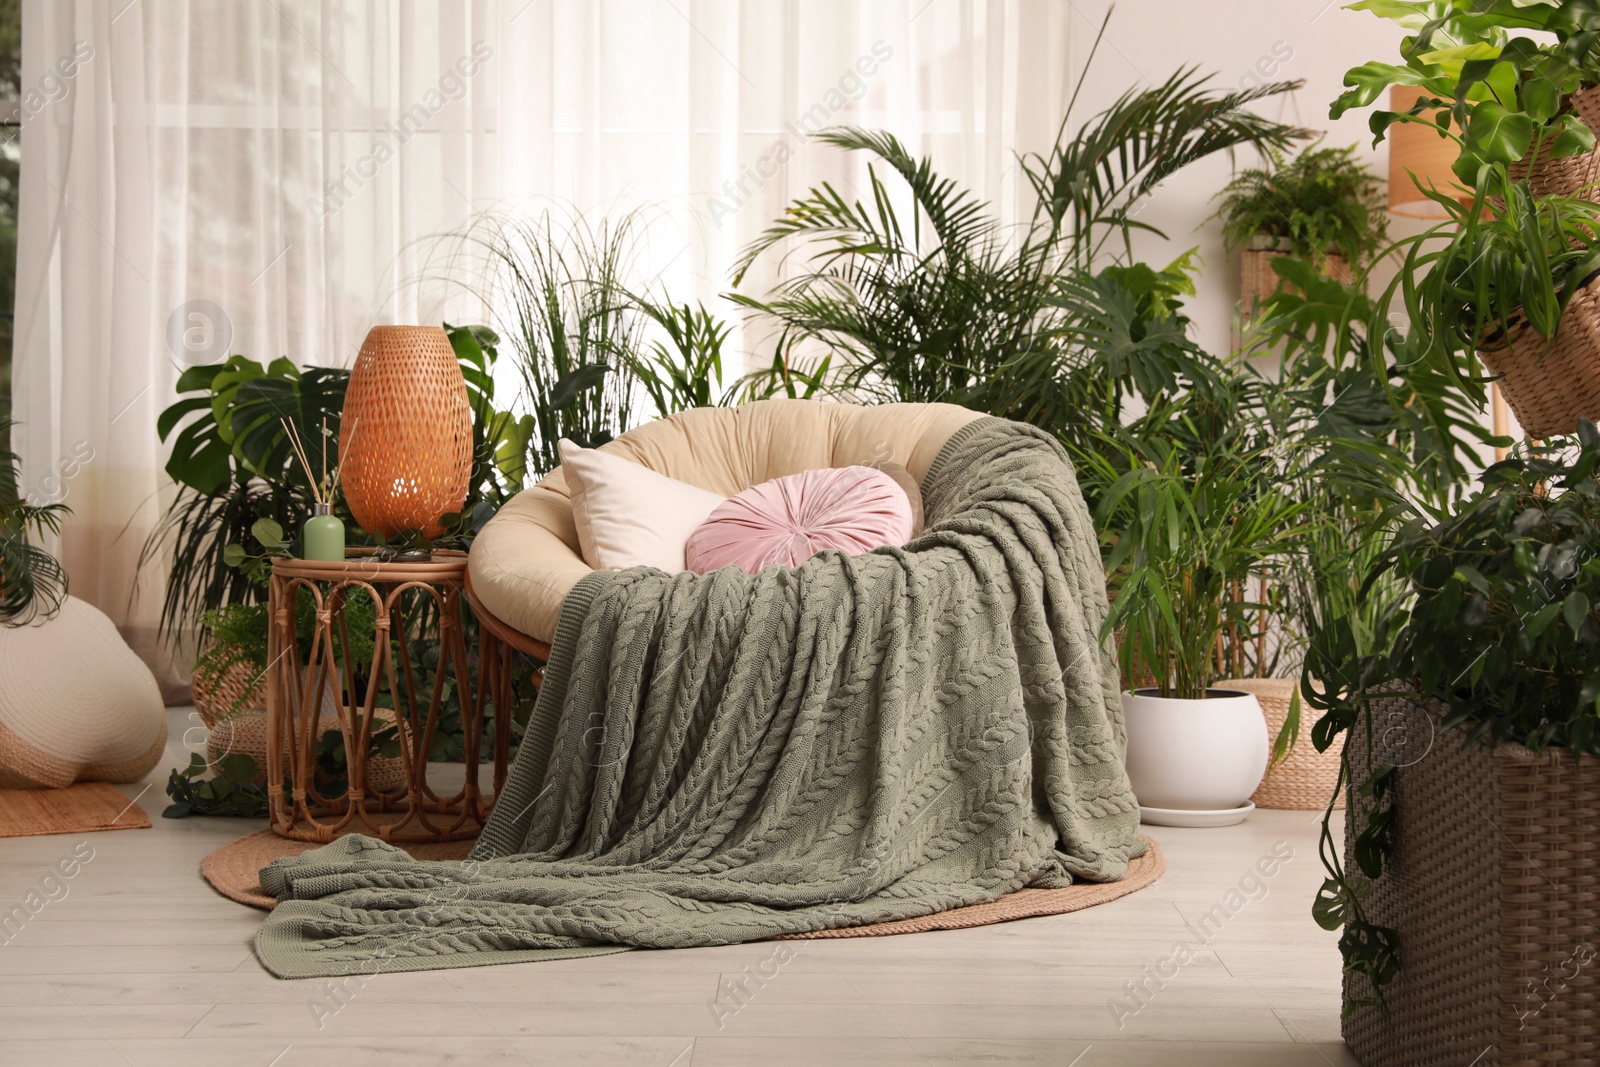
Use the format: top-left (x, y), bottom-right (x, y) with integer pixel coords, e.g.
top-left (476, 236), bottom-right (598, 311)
top-left (0, 706), bottom-right (1357, 1065)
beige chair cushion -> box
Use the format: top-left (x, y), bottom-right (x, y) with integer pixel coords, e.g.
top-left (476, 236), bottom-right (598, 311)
top-left (468, 398), bottom-right (984, 644)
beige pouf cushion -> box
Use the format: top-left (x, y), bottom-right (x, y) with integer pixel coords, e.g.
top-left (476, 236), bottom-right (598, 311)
top-left (469, 398), bottom-right (983, 644)
top-left (0, 597), bottom-right (167, 789)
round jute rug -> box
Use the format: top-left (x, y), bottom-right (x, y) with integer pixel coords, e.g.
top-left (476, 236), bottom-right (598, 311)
top-left (204, 831), bottom-right (1164, 937)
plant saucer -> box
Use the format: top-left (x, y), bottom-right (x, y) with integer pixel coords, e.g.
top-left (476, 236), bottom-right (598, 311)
top-left (1138, 801), bottom-right (1255, 828)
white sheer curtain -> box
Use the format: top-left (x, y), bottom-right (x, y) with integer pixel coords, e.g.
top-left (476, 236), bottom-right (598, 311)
top-left (13, 0), bottom-right (1071, 688)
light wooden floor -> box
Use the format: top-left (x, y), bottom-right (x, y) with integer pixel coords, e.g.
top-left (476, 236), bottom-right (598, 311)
top-left (0, 707), bottom-right (1357, 1066)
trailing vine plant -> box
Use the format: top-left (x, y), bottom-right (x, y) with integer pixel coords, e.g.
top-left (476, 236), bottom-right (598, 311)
top-left (1301, 420), bottom-right (1600, 1006)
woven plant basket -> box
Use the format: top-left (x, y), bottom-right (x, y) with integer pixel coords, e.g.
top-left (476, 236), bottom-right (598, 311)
top-left (339, 325), bottom-right (472, 539)
top-left (1508, 138), bottom-right (1600, 201)
top-left (191, 660), bottom-right (265, 728)
top-left (1343, 693), bottom-right (1600, 1066)
top-left (1215, 677), bottom-right (1343, 811)
top-left (1510, 86), bottom-right (1600, 201)
top-left (1481, 272), bottom-right (1600, 438)
top-left (1240, 247), bottom-right (1351, 320)
top-left (206, 705), bottom-right (409, 794)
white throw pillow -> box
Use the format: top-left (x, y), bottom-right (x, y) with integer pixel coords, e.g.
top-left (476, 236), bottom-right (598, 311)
top-left (558, 438), bottom-right (726, 572)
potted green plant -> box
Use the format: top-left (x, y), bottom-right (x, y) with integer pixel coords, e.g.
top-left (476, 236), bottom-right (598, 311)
top-left (0, 419), bottom-right (69, 625)
top-left (1210, 143), bottom-right (1387, 313)
top-left (1330, 0), bottom-right (1600, 195)
top-left (1304, 421), bottom-right (1600, 1064)
top-left (1370, 174), bottom-right (1600, 436)
top-left (1076, 412), bottom-right (1313, 826)
top-left (728, 17), bottom-right (1310, 460)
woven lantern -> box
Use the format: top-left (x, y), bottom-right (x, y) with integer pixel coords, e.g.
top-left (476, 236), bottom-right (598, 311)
top-left (339, 326), bottom-right (472, 539)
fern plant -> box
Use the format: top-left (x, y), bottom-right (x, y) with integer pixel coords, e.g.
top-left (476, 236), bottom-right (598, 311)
top-left (1210, 143), bottom-right (1388, 266)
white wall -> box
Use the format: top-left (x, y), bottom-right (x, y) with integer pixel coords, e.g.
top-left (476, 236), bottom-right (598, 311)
top-left (1062, 0), bottom-right (1410, 358)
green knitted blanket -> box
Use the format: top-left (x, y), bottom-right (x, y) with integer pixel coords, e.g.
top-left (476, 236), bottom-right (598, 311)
top-left (254, 417), bottom-right (1143, 979)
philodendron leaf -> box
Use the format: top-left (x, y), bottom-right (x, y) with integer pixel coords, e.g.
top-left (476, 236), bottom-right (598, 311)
top-left (1331, 61), bottom-right (1432, 119)
top-left (1458, 101), bottom-right (1535, 173)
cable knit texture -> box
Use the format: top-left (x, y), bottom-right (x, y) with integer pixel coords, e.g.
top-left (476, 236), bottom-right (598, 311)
top-left (253, 417), bottom-right (1143, 979)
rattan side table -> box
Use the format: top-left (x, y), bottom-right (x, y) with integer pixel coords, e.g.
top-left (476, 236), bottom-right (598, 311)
top-left (265, 549), bottom-right (510, 843)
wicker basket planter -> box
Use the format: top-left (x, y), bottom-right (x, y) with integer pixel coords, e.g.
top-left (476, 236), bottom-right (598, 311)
top-left (192, 660), bottom-right (265, 727)
top-left (193, 662), bottom-right (406, 792)
top-left (1240, 241), bottom-right (1351, 320)
top-left (1343, 693), bottom-right (1600, 1066)
top-left (1509, 86), bottom-right (1600, 201)
top-left (1216, 677), bottom-right (1343, 811)
top-left (1481, 271), bottom-right (1600, 439)
top-left (204, 705), bottom-right (409, 794)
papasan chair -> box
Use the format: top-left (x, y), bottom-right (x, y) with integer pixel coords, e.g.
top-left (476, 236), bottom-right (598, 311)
top-left (252, 397), bottom-right (1144, 980)
top-left (464, 398), bottom-right (983, 654)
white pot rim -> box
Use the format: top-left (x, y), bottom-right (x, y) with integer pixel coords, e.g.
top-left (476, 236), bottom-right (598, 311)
top-left (1124, 687), bottom-right (1252, 701)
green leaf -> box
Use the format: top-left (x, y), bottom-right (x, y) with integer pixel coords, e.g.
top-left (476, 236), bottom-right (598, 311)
top-left (1526, 601), bottom-right (1563, 637)
top-left (1313, 876), bottom-right (1353, 931)
top-left (251, 518), bottom-right (286, 549)
top-left (1272, 688), bottom-right (1302, 765)
top-left (548, 364), bottom-right (610, 410)
top-left (1459, 101), bottom-right (1535, 169)
top-left (1565, 590), bottom-right (1591, 634)
top-left (1331, 61), bottom-right (1433, 120)
top-left (221, 543), bottom-right (248, 568)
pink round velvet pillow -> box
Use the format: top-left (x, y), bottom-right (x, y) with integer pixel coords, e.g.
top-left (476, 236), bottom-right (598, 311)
top-left (685, 465), bottom-right (915, 574)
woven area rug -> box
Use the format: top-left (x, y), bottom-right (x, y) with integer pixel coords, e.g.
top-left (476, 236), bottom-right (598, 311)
top-left (0, 782), bottom-right (152, 838)
top-left (205, 829), bottom-right (1164, 937)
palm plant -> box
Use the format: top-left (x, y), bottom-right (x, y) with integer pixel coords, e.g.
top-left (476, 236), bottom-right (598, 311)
top-left (623, 297), bottom-right (739, 414)
top-left (0, 419), bottom-right (69, 625)
top-left (1077, 400), bottom-right (1314, 700)
top-left (729, 18), bottom-right (1309, 453)
top-left (451, 212), bottom-right (643, 479)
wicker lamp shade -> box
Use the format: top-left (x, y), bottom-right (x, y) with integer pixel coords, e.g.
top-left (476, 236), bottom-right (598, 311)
top-left (339, 326), bottom-right (472, 539)
top-left (1387, 86), bottom-right (1469, 219)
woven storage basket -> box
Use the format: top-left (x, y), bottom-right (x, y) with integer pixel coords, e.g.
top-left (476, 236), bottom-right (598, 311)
top-left (1216, 677), bottom-right (1343, 811)
top-left (339, 325), bottom-right (472, 539)
top-left (1481, 272), bottom-right (1600, 438)
top-left (1343, 693), bottom-right (1600, 1066)
top-left (205, 705), bottom-right (409, 794)
top-left (1240, 248), bottom-right (1351, 320)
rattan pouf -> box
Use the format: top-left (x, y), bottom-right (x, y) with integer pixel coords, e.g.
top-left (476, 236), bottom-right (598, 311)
top-left (205, 707), bottom-right (408, 793)
top-left (1218, 677), bottom-right (1344, 811)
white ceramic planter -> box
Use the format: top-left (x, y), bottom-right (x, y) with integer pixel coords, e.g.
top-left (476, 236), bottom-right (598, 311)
top-left (1121, 688), bottom-right (1269, 827)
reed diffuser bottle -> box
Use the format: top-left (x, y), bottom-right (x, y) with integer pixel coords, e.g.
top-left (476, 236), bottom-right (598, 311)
top-left (303, 502), bottom-right (345, 562)
top-left (283, 416), bottom-right (350, 562)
